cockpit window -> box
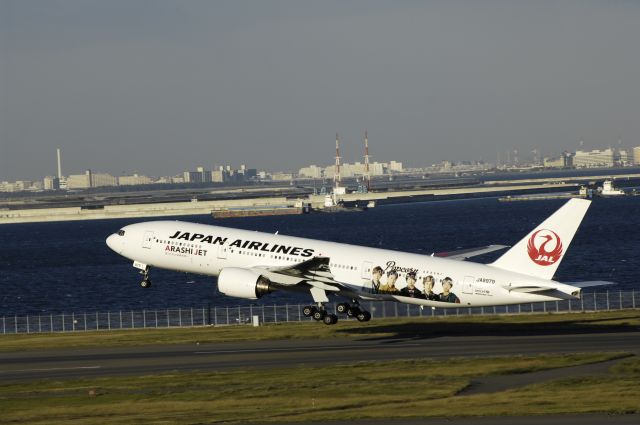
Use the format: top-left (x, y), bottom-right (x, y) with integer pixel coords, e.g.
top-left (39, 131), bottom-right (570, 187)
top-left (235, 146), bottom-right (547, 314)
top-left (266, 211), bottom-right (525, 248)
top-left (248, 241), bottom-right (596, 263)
top-left (117, 230), bottom-right (125, 236)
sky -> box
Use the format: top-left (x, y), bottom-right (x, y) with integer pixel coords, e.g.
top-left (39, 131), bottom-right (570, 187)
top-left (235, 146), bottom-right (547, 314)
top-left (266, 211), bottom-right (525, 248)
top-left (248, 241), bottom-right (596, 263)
top-left (1, 0), bottom-right (639, 180)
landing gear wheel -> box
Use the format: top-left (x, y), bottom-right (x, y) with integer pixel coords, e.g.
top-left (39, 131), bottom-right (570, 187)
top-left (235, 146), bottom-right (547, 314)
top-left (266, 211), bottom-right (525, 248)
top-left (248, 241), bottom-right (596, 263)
top-left (323, 314), bottom-right (338, 325)
top-left (312, 309), bottom-right (326, 321)
top-left (303, 306), bottom-right (316, 317)
top-left (347, 306), bottom-right (361, 317)
top-left (356, 311), bottom-right (371, 322)
top-left (336, 303), bottom-right (349, 314)
top-left (140, 279), bottom-right (151, 288)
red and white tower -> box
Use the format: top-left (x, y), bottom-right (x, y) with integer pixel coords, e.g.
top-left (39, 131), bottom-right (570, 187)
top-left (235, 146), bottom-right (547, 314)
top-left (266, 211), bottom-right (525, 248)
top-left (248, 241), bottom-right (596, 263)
top-left (334, 133), bottom-right (341, 190)
top-left (363, 130), bottom-right (371, 191)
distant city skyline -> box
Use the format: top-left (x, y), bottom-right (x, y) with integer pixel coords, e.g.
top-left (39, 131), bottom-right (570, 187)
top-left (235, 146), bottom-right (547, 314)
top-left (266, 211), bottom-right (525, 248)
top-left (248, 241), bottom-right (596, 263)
top-left (2, 1), bottom-right (640, 180)
top-left (2, 141), bottom-right (640, 184)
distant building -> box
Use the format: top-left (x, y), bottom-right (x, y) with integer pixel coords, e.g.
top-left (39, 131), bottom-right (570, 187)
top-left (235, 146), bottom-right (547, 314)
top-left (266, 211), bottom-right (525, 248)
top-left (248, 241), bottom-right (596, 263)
top-left (388, 161), bottom-right (403, 173)
top-left (573, 149), bottom-right (615, 168)
top-left (323, 161), bottom-right (389, 178)
top-left (235, 164), bottom-right (257, 181)
top-left (271, 172), bottom-right (293, 181)
top-left (90, 172), bottom-right (118, 188)
top-left (370, 162), bottom-right (385, 175)
top-left (155, 176), bottom-right (174, 184)
top-left (197, 166), bottom-right (212, 183)
top-left (543, 157), bottom-right (563, 168)
top-left (183, 171), bottom-right (199, 183)
top-left (299, 165), bottom-right (323, 179)
top-left (0, 180), bottom-right (41, 192)
top-left (66, 171), bottom-right (92, 189)
top-left (119, 174), bottom-right (152, 186)
top-left (43, 176), bottom-right (60, 190)
top-left (3, 181), bottom-right (16, 192)
top-left (183, 167), bottom-right (213, 183)
top-left (634, 146), bottom-right (640, 165)
top-left (543, 152), bottom-right (573, 168)
top-left (211, 169), bottom-right (226, 183)
top-left (67, 170), bottom-right (117, 189)
top-left (617, 150), bottom-right (632, 166)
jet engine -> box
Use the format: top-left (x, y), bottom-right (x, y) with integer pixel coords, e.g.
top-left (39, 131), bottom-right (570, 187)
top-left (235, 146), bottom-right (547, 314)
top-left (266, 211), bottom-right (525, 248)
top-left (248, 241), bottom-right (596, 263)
top-left (217, 267), bottom-right (274, 300)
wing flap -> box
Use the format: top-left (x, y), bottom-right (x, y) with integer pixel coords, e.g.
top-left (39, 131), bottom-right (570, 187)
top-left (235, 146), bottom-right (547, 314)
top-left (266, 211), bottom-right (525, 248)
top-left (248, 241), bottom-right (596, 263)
top-left (251, 256), bottom-right (345, 291)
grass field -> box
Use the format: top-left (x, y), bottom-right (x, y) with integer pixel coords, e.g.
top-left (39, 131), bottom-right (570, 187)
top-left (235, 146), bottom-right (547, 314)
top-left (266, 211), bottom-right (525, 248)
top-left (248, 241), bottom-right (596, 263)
top-left (1, 352), bottom-right (637, 424)
top-left (2, 310), bottom-right (638, 423)
top-left (1, 309), bottom-right (639, 353)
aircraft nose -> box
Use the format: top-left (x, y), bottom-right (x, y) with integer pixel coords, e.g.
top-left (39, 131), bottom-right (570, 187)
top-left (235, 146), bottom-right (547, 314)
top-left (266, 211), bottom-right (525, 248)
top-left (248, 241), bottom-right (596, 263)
top-left (106, 233), bottom-right (122, 253)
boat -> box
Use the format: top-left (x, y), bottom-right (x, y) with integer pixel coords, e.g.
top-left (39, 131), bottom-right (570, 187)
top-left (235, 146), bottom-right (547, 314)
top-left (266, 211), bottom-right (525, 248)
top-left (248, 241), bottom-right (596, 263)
top-left (316, 194), bottom-right (372, 213)
top-left (600, 180), bottom-right (625, 196)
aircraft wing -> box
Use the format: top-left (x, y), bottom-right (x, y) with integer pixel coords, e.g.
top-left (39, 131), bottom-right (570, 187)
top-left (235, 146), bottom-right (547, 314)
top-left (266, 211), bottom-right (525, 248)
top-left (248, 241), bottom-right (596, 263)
top-left (251, 257), bottom-right (345, 292)
top-left (433, 244), bottom-right (509, 260)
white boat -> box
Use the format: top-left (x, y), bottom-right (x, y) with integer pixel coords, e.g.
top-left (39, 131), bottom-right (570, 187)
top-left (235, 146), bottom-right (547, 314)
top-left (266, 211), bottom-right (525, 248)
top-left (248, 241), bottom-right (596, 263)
top-left (600, 180), bottom-right (625, 196)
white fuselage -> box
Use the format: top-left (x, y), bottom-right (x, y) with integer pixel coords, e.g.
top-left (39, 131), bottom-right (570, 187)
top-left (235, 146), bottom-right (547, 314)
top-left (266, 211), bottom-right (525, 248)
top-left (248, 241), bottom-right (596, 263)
top-left (107, 220), bottom-right (580, 308)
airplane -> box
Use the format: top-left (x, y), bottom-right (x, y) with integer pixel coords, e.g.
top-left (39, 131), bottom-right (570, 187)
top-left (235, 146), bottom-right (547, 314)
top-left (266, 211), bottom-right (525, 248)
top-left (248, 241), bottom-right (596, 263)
top-left (106, 198), bottom-right (612, 325)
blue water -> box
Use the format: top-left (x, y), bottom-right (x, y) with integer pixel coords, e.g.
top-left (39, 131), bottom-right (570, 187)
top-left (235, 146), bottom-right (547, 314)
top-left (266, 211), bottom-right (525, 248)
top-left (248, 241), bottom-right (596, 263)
top-left (1, 197), bottom-right (639, 315)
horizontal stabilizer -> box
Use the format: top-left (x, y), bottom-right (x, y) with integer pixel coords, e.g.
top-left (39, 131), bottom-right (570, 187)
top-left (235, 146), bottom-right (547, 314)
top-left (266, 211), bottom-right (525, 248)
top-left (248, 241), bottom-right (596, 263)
top-left (566, 280), bottom-right (617, 288)
top-left (433, 245), bottom-right (509, 260)
top-left (502, 283), bottom-right (555, 294)
top-left (501, 283), bottom-right (578, 300)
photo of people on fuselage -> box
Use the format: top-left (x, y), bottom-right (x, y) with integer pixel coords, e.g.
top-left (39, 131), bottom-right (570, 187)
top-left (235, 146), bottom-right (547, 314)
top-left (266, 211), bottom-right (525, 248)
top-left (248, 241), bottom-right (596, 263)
top-left (399, 271), bottom-right (422, 298)
top-left (365, 265), bottom-right (461, 303)
top-left (422, 275), bottom-right (438, 301)
top-left (379, 270), bottom-right (399, 294)
top-left (438, 277), bottom-right (460, 303)
top-left (368, 266), bottom-right (384, 294)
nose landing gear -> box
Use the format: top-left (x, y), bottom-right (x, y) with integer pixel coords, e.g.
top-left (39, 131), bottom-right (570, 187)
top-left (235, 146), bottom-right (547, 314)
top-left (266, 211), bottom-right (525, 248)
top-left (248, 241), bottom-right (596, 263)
top-left (139, 267), bottom-right (152, 288)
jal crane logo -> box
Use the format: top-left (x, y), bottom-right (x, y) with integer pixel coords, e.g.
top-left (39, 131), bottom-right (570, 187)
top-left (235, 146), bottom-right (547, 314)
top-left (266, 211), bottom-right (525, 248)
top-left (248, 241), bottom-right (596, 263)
top-left (527, 229), bottom-right (563, 266)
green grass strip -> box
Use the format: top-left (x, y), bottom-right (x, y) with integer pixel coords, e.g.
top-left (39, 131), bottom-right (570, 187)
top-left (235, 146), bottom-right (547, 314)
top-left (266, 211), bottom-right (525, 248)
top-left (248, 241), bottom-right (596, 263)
top-left (0, 352), bottom-right (636, 424)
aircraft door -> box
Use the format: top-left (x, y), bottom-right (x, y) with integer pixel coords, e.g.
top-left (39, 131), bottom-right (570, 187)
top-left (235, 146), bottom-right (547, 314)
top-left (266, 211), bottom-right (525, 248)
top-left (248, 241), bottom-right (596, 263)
top-left (142, 231), bottom-right (154, 249)
top-left (361, 261), bottom-right (373, 279)
top-left (462, 276), bottom-right (474, 295)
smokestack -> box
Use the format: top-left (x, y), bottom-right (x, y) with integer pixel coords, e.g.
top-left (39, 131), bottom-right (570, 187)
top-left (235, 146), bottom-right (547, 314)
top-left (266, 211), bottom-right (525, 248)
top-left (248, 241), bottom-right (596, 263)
top-left (57, 148), bottom-right (62, 179)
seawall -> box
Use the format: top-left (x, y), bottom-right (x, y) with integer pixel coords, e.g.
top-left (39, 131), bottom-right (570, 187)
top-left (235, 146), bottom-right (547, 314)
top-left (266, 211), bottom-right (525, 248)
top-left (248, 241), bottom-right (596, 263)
top-left (0, 183), bottom-right (576, 224)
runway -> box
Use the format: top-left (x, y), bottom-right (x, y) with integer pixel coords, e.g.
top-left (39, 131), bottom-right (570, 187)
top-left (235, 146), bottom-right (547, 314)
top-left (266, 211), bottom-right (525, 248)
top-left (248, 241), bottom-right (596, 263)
top-left (1, 331), bottom-right (638, 382)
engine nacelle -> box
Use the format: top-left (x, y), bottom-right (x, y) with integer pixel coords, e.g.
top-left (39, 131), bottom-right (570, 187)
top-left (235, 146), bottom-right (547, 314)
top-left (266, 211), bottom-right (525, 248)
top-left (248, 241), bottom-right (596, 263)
top-left (217, 267), bottom-right (274, 300)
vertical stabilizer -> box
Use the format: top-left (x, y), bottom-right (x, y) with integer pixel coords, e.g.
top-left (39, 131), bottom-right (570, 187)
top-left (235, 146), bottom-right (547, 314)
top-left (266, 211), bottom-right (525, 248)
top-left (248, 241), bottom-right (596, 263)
top-left (490, 198), bottom-right (591, 280)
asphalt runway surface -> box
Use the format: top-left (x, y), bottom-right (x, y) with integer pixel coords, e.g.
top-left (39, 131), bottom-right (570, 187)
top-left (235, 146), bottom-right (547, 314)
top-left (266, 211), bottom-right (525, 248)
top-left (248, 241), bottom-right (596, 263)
top-left (281, 415), bottom-right (640, 425)
top-left (1, 331), bottom-right (639, 382)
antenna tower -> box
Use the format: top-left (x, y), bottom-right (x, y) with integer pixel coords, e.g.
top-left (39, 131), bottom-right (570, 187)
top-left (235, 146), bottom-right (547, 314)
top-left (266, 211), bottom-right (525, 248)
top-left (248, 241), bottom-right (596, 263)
top-left (334, 133), bottom-right (341, 189)
top-left (363, 130), bottom-right (371, 191)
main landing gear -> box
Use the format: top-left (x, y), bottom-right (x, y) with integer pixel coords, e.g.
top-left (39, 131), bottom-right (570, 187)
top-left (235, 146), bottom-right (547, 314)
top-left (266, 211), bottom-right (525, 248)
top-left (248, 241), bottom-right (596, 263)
top-left (302, 301), bottom-right (372, 325)
top-left (337, 302), bottom-right (372, 322)
top-left (302, 304), bottom-right (338, 325)
top-left (139, 267), bottom-right (152, 288)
